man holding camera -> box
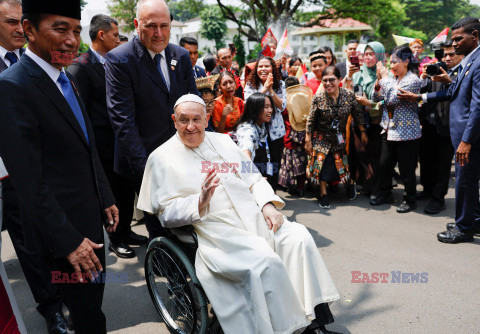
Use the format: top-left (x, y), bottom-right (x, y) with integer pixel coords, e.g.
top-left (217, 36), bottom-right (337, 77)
top-left (399, 17), bottom-right (480, 243)
top-left (414, 41), bottom-right (463, 214)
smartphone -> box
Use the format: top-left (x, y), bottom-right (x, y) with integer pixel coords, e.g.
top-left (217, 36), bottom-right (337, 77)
top-left (229, 43), bottom-right (237, 55)
top-left (354, 85), bottom-right (363, 97)
top-left (350, 51), bottom-right (360, 68)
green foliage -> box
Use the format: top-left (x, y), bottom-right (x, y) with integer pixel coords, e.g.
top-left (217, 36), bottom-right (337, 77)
top-left (81, 0), bottom-right (88, 10)
top-left (78, 40), bottom-right (90, 54)
top-left (401, 0), bottom-right (480, 42)
top-left (108, 0), bottom-right (137, 33)
top-left (168, 0), bottom-right (204, 21)
top-left (246, 43), bottom-right (263, 62)
top-left (233, 34), bottom-right (246, 68)
top-left (200, 6), bottom-right (227, 49)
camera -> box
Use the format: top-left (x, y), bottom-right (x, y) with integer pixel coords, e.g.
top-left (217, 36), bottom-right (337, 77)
top-left (425, 46), bottom-right (448, 76)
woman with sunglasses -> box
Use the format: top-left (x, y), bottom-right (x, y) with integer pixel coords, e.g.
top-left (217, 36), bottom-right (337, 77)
top-left (212, 71), bottom-right (245, 133)
top-left (305, 66), bottom-right (368, 209)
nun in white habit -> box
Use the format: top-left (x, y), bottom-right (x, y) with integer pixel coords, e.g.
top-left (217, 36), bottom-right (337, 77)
top-left (137, 94), bottom-right (340, 334)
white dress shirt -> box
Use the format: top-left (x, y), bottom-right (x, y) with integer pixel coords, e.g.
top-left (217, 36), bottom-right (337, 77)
top-left (147, 48), bottom-right (170, 89)
top-left (25, 48), bottom-right (66, 96)
top-left (0, 45), bottom-right (21, 67)
top-left (90, 47), bottom-right (106, 66)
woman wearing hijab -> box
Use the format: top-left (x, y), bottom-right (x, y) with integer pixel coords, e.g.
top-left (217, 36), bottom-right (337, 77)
top-left (349, 41), bottom-right (386, 195)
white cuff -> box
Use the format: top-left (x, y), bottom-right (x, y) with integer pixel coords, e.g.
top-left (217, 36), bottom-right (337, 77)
top-left (421, 93), bottom-right (428, 103)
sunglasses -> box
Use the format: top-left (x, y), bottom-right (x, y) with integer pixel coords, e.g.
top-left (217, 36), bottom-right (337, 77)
top-left (322, 78), bottom-right (337, 83)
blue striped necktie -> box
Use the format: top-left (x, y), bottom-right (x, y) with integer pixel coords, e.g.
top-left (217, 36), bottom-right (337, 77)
top-left (57, 72), bottom-right (89, 143)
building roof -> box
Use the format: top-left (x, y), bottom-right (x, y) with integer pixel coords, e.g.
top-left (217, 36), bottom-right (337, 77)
top-left (292, 11), bottom-right (372, 36)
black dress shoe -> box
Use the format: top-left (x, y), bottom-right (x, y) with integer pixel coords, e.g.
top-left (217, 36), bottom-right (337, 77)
top-left (424, 198), bottom-right (446, 214)
top-left (109, 241), bottom-right (136, 258)
top-left (45, 312), bottom-right (68, 334)
top-left (311, 325), bottom-right (343, 334)
top-left (415, 190), bottom-right (431, 201)
top-left (396, 201), bottom-right (417, 213)
top-left (447, 223), bottom-right (480, 235)
top-left (437, 228), bottom-right (474, 244)
top-left (370, 193), bottom-right (394, 206)
top-left (124, 231), bottom-right (148, 245)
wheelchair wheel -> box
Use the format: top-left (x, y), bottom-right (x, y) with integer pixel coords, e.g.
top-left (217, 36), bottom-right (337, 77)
top-left (145, 237), bottom-right (208, 334)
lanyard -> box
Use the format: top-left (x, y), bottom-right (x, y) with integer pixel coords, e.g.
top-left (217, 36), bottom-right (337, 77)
top-left (264, 138), bottom-right (271, 163)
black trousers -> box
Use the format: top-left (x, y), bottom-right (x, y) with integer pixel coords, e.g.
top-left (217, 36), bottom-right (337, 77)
top-left (419, 123), bottom-right (454, 202)
top-left (101, 158), bottom-right (136, 242)
top-left (2, 178), bottom-right (62, 319)
top-left (377, 136), bottom-right (419, 203)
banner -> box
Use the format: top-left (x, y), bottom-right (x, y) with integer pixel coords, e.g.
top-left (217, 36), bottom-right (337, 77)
top-left (392, 34), bottom-right (416, 46)
top-left (430, 28), bottom-right (449, 44)
top-left (275, 29), bottom-right (294, 57)
top-left (261, 28), bottom-right (277, 48)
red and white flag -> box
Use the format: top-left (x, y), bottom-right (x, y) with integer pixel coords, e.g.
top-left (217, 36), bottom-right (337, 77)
top-left (275, 29), bottom-right (294, 57)
top-left (430, 28), bottom-right (449, 44)
top-left (261, 28), bottom-right (277, 48)
top-left (296, 64), bottom-right (308, 84)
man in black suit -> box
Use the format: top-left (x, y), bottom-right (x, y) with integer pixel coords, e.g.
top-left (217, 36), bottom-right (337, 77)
top-left (68, 14), bottom-right (146, 259)
top-left (417, 40), bottom-right (463, 214)
top-left (106, 0), bottom-right (198, 240)
top-left (0, 1), bottom-right (119, 333)
top-left (0, 1), bottom-right (68, 333)
top-left (179, 36), bottom-right (206, 79)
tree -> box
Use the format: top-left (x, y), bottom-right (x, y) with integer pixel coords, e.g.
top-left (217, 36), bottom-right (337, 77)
top-left (81, 0), bottom-right (88, 10)
top-left (233, 34), bottom-right (246, 68)
top-left (108, 0), bottom-right (137, 33)
top-left (401, 0), bottom-right (480, 42)
top-left (169, 0), bottom-right (204, 21)
top-left (200, 6), bottom-right (228, 49)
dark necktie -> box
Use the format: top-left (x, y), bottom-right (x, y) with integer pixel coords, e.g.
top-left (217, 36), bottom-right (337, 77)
top-left (154, 54), bottom-right (170, 92)
top-left (57, 72), bottom-right (89, 143)
top-left (5, 52), bottom-right (18, 66)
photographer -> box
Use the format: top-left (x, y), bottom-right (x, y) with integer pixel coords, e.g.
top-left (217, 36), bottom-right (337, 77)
top-left (398, 17), bottom-right (480, 243)
top-left (415, 41), bottom-right (463, 214)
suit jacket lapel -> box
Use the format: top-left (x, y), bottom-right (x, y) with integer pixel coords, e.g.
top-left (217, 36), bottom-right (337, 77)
top-left (452, 47), bottom-right (480, 96)
top-left (70, 75), bottom-right (95, 147)
top-left (134, 37), bottom-right (169, 94)
top-left (24, 56), bottom-right (90, 147)
top-left (0, 58), bottom-right (7, 72)
top-left (88, 49), bottom-right (106, 78)
top-left (165, 45), bottom-right (177, 94)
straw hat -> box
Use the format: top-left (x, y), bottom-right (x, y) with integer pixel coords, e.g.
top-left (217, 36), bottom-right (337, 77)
top-left (195, 74), bottom-right (219, 91)
top-left (286, 84), bottom-right (313, 131)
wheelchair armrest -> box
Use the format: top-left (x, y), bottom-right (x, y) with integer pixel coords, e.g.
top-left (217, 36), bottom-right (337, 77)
top-left (170, 225), bottom-right (198, 248)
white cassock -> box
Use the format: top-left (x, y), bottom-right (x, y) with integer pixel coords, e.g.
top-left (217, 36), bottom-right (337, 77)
top-left (137, 132), bottom-right (339, 334)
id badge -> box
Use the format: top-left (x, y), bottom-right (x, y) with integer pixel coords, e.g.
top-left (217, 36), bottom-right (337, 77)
top-left (337, 133), bottom-right (345, 144)
top-left (266, 162), bottom-right (274, 176)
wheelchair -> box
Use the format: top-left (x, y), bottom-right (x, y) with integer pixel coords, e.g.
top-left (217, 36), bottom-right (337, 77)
top-left (145, 226), bottom-right (223, 334)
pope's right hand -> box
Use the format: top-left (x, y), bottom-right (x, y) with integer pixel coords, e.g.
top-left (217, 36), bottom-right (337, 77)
top-left (199, 169), bottom-right (220, 216)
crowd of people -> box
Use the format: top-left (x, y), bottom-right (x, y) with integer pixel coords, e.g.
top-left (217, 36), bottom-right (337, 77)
top-left (0, 0), bottom-right (480, 333)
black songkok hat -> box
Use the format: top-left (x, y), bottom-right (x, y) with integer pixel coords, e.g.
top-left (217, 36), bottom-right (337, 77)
top-left (22, 0), bottom-right (82, 20)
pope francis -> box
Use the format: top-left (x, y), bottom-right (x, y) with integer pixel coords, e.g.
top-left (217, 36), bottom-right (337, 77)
top-left (137, 94), bottom-right (340, 334)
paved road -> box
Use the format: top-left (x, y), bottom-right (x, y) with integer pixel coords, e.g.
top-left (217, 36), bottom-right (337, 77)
top-left (2, 176), bottom-right (480, 333)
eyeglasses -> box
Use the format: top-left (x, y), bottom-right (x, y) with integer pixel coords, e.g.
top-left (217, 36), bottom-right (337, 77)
top-left (322, 78), bottom-right (337, 83)
top-left (204, 101), bottom-right (215, 107)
